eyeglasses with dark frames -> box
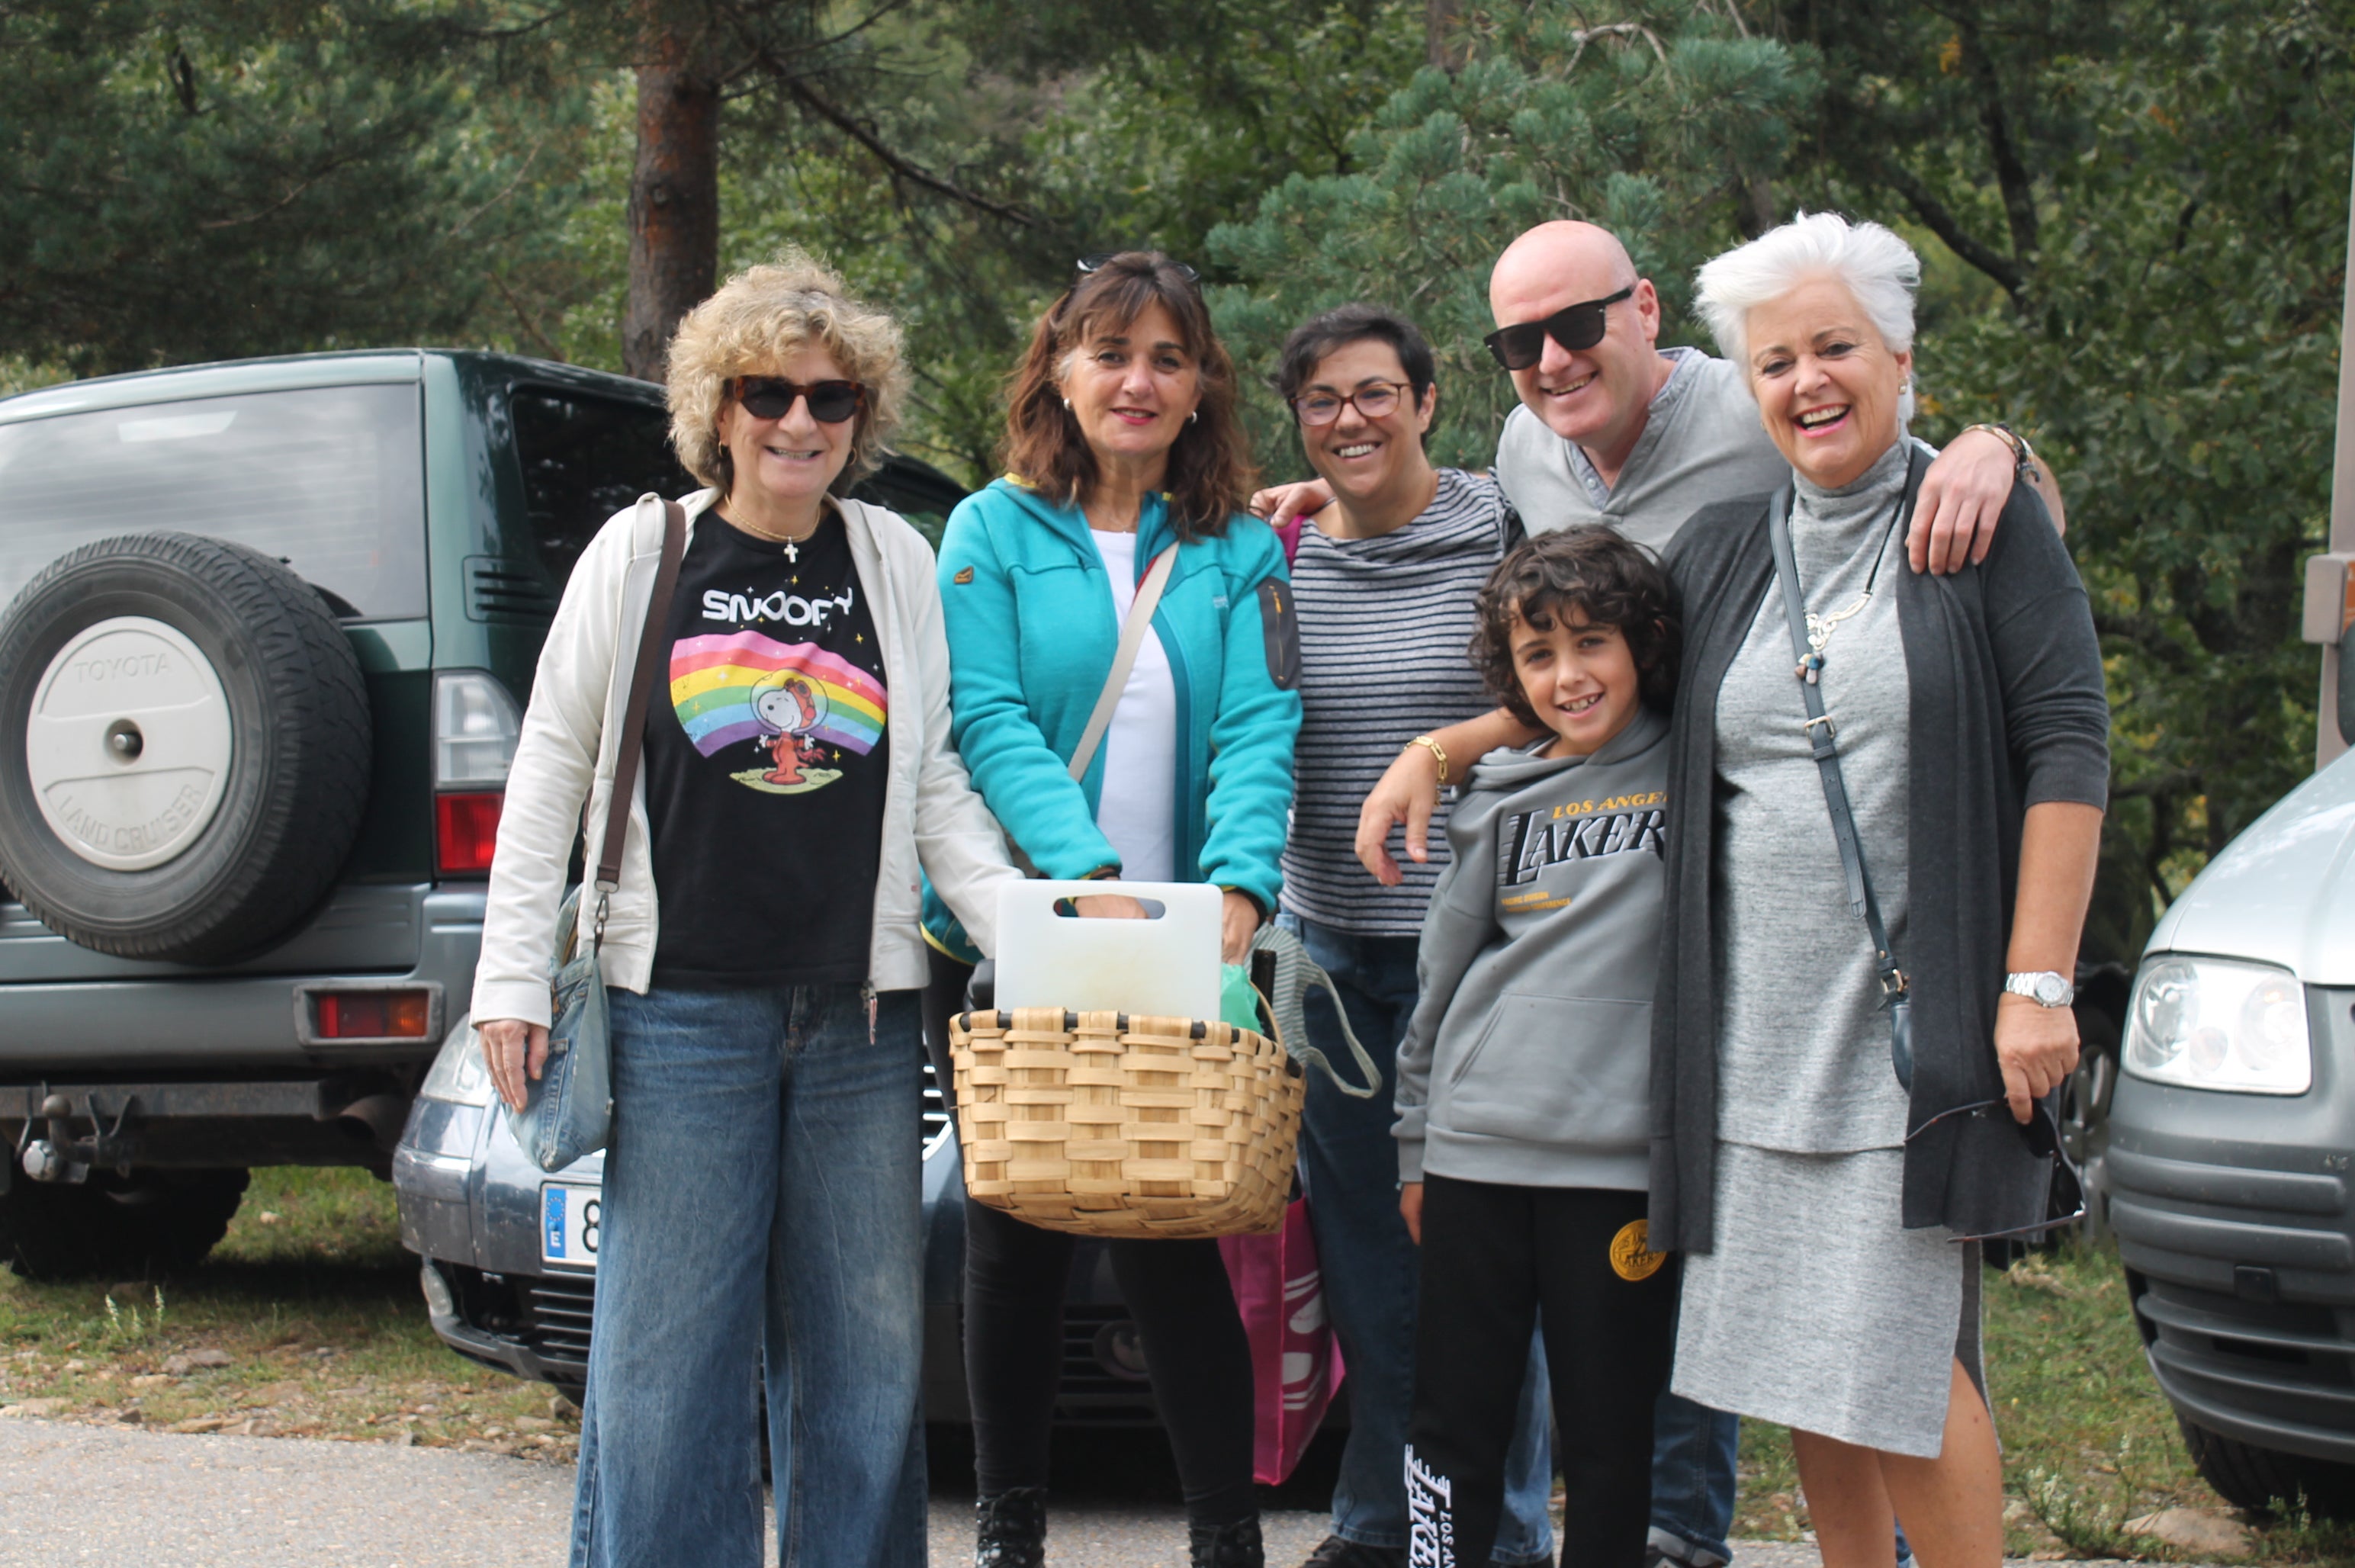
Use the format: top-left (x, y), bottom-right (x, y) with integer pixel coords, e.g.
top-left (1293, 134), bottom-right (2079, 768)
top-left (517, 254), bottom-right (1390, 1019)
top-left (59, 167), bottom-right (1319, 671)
top-left (1292, 380), bottom-right (1416, 427)
top-left (731, 376), bottom-right (865, 425)
top-left (1482, 285), bottom-right (1637, 371)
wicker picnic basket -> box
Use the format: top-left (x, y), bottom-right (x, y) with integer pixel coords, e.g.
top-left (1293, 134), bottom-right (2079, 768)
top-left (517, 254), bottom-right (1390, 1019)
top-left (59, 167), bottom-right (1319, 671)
top-left (946, 1005), bottom-right (1306, 1239)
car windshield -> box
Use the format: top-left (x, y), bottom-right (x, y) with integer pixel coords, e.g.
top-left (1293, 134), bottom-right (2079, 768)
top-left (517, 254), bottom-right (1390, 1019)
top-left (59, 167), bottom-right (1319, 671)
top-left (0, 383), bottom-right (428, 619)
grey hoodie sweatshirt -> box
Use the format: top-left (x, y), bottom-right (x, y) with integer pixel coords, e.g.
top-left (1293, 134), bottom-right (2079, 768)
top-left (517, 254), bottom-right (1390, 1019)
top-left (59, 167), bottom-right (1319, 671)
top-left (1394, 706), bottom-right (1670, 1190)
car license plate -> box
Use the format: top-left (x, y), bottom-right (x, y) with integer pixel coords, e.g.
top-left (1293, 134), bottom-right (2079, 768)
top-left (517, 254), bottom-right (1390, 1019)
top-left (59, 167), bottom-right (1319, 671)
top-left (541, 1184), bottom-right (601, 1269)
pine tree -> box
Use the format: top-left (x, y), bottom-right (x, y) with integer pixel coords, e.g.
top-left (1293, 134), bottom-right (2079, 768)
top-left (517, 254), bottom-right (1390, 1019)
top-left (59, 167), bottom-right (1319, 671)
top-left (0, 0), bottom-right (593, 375)
top-left (1206, 1), bottom-right (1817, 468)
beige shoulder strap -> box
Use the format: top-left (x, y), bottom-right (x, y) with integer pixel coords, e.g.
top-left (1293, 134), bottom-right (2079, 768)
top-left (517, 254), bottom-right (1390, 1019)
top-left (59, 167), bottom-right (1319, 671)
top-left (1067, 542), bottom-right (1178, 782)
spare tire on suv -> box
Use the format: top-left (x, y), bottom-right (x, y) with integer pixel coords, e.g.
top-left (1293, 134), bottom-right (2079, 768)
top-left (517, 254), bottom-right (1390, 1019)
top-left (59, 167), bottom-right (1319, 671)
top-left (0, 533), bottom-right (371, 964)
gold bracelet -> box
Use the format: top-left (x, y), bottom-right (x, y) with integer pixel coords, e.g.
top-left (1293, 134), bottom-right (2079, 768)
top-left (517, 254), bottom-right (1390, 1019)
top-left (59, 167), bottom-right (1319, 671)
top-left (1961, 422), bottom-right (2039, 481)
top-left (1405, 734), bottom-right (1450, 786)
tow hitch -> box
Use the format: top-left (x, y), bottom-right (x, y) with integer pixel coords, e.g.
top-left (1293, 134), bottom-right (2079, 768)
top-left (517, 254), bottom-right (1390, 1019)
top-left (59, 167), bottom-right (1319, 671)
top-left (15, 1093), bottom-right (141, 1184)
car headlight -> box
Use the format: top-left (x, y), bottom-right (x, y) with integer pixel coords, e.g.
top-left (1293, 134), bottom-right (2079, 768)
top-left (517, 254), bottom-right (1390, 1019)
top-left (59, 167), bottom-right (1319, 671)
top-left (2123, 956), bottom-right (2312, 1094)
top-left (419, 1014), bottom-right (493, 1107)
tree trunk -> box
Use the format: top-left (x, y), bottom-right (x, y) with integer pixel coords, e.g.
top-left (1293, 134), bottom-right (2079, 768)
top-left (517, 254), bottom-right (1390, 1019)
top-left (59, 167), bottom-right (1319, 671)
top-left (622, 28), bottom-right (720, 384)
top-left (1426, 0), bottom-right (1465, 72)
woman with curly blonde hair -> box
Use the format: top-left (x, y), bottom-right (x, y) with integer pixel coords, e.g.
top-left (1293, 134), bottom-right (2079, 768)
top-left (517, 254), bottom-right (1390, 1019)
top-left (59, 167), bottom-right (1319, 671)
top-left (472, 251), bottom-right (1020, 1568)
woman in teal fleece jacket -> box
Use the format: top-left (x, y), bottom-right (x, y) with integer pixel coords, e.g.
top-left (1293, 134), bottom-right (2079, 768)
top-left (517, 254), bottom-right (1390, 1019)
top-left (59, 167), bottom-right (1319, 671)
top-left (918, 477), bottom-right (1299, 953)
top-left (918, 252), bottom-right (1300, 1568)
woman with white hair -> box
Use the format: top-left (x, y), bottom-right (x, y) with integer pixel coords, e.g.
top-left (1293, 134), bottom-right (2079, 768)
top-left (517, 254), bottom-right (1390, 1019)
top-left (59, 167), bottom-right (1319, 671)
top-left (471, 252), bottom-right (1020, 1566)
top-left (1646, 213), bottom-right (2109, 1566)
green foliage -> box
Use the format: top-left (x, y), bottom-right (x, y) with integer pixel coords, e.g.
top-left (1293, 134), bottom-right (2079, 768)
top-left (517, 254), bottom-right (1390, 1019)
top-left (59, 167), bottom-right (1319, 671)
top-left (1206, 3), bottom-right (1818, 471)
top-left (1783, 0), bottom-right (2352, 945)
top-left (0, 0), bottom-right (598, 376)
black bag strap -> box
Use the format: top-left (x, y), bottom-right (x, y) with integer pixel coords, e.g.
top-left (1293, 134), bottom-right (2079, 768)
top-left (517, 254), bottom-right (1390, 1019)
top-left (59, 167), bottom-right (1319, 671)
top-left (1762, 456), bottom-right (1920, 1020)
top-left (592, 500), bottom-right (688, 933)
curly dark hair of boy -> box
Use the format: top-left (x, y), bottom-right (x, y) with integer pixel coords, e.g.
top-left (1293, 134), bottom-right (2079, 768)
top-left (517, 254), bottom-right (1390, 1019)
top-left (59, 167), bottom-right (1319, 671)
top-left (1469, 526), bottom-right (1682, 727)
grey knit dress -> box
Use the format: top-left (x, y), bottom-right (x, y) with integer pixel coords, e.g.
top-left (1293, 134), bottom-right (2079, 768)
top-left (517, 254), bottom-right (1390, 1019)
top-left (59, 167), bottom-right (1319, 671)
top-left (1667, 441), bottom-right (1983, 1458)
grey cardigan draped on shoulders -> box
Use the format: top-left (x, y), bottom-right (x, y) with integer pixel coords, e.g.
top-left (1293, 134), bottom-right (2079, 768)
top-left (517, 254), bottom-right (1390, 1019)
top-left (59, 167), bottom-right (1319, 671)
top-left (1647, 461), bottom-right (2110, 1253)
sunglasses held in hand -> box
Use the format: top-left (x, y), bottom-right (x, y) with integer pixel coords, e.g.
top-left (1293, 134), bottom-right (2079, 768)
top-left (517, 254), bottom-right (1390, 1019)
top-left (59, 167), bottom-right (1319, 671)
top-left (731, 376), bottom-right (865, 425)
top-left (1482, 285), bottom-right (1636, 371)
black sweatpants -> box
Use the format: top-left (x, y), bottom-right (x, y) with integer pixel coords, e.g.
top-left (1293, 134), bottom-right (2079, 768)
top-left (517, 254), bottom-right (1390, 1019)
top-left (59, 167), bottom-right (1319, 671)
top-left (1406, 1175), bottom-right (1679, 1568)
top-left (923, 948), bottom-right (1258, 1528)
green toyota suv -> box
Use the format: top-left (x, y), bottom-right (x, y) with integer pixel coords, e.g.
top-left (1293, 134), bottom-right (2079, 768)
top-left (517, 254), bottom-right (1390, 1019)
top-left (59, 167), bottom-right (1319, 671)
top-left (0, 350), bottom-right (960, 1277)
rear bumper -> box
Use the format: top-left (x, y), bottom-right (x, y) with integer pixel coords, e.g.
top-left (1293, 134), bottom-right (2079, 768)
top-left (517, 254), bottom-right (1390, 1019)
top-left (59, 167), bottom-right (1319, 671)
top-left (2110, 984), bottom-right (2355, 1467)
top-left (0, 1075), bottom-right (424, 1168)
top-left (0, 885), bottom-right (482, 1072)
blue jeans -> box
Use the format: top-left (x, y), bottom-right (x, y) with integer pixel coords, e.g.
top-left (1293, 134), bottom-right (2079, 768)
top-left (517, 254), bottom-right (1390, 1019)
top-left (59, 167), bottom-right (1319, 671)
top-left (1647, 1394), bottom-right (1740, 1566)
top-left (1289, 916), bottom-right (1554, 1565)
top-left (570, 982), bottom-right (927, 1568)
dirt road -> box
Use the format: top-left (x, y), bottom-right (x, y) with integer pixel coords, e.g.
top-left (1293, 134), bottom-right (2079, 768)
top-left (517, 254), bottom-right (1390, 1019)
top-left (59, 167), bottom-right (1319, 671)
top-left (0, 1417), bottom-right (2147, 1568)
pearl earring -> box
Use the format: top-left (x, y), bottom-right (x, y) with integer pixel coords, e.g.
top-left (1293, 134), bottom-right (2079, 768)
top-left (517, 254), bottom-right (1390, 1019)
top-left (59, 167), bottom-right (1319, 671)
top-left (1061, 397), bottom-right (1072, 411)
top-left (1187, 410), bottom-right (1198, 425)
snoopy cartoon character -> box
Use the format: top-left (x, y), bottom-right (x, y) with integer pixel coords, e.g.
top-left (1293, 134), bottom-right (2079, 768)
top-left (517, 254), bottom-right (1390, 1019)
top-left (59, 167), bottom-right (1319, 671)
top-left (750, 676), bottom-right (829, 786)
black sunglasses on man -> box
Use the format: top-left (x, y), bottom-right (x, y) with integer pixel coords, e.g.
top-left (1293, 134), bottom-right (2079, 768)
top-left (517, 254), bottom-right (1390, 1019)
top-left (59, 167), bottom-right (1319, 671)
top-left (1483, 284), bottom-right (1636, 371)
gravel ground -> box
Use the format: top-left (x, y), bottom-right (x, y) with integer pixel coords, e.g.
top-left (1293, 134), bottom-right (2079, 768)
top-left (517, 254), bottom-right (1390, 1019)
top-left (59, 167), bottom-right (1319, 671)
top-left (0, 1418), bottom-right (2156, 1568)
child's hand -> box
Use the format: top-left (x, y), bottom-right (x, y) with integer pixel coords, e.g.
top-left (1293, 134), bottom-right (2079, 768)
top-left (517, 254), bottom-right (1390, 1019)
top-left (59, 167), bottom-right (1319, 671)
top-left (1399, 1181), bottom-right (1424, 1245)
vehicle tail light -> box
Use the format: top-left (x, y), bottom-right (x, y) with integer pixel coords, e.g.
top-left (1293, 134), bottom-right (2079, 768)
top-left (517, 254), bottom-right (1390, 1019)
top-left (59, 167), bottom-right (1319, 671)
top-left (433, 671), bottom-right (521, 879)
top-left (316, 989), bottom-right (433, 1039)
top-left (436, 792), bottom-right (503, 875)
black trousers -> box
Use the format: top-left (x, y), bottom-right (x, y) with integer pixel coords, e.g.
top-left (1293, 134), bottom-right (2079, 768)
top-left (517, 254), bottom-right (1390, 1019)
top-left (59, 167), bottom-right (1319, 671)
top-left (923, 948), bottom-right (1258, 1528)
top-left (1407, 1175), bottom-right (1679, 1568)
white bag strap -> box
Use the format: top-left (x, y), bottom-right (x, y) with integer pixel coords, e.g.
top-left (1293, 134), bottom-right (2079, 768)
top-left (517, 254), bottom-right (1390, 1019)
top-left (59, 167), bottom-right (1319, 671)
top-left (1067, 542), bottom-right (1179, 782)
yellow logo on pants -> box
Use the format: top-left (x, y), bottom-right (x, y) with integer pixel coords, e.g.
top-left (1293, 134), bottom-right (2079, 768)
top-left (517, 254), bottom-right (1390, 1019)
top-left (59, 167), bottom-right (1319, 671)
top-left (1609, 1219), bottom-right (1667, 1281)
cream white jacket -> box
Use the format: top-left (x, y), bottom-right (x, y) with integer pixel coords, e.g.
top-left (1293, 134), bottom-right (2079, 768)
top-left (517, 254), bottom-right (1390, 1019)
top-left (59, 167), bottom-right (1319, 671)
top-left (471, 488), bottom-right (1020, 1028)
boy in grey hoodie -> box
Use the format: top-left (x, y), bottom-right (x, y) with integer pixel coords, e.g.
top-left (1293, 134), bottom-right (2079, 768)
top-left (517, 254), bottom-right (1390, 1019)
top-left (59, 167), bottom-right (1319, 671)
top-left (1396, 527), bottom-right (1679, 1568)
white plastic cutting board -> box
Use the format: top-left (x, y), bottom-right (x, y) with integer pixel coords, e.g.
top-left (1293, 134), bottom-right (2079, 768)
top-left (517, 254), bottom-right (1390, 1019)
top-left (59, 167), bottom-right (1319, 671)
top-left (993, 879), bottom-right (1222, 1019)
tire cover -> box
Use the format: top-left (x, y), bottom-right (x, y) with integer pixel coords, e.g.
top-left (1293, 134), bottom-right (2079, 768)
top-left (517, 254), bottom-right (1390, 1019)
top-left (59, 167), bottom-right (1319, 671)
top-left (0, 533), bottom-right (372, 964)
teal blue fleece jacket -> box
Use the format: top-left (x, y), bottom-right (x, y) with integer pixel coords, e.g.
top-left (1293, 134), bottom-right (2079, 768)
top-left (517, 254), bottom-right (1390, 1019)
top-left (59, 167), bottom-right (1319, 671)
top-left (920, 478), bottom-right (1302, 962)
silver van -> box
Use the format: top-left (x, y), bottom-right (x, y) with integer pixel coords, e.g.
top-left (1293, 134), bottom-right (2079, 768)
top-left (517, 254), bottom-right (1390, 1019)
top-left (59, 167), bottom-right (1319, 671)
top-left (2110, 743), bottom-right (2355, 1513)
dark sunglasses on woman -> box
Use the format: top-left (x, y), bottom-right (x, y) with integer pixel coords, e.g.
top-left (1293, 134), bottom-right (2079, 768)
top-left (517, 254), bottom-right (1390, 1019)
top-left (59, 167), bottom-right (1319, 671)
top-left (731, 375), bottom-right (864, 424)
top-left (1482, 284), bottom-right (1636, 371)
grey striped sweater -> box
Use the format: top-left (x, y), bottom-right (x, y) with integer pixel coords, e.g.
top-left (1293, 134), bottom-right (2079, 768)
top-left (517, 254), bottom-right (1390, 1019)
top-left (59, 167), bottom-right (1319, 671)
top-left (1280, 468), bottom-right (1522, 936)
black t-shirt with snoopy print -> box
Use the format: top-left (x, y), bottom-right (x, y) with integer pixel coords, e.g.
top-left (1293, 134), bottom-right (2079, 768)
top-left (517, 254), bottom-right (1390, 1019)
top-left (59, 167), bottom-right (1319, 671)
top-left (641, 506), bottom-right (890, 988)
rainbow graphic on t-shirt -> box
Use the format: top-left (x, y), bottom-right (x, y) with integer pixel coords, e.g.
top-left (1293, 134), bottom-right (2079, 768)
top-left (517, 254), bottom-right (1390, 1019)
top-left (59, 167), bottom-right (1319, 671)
top-left (669, 631), bottom-right (888, 757)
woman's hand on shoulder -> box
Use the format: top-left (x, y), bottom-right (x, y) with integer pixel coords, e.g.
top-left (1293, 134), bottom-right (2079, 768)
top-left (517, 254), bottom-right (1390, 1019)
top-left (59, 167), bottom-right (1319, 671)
top-left (1994, 992), bottom-right (2080, 1123)
top-left (478, 1018), bottom-right (550, 1113)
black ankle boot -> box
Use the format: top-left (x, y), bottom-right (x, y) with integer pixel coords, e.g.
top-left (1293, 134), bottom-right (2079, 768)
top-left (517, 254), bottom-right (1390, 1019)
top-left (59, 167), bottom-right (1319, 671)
top-left (975, 1486), bottom-right (1047, 1568)
top-left (1189, 1515), bottom-right (1264, 1568)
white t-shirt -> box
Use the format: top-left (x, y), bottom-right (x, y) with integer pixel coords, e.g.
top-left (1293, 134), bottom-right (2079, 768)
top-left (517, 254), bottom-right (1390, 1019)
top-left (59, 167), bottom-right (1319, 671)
top-left (1089, 529), bottom-right (1178, 884)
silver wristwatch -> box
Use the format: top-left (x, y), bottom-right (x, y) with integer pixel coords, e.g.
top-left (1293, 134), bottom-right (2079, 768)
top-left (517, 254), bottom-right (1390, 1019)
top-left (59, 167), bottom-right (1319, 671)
top-left (2004, 970), bottom-right (2075, 1007)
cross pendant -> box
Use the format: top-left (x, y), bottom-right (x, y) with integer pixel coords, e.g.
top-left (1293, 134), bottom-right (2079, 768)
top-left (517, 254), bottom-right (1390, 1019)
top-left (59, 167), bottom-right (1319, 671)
top-left (782, 539), bottom-right (798, 564)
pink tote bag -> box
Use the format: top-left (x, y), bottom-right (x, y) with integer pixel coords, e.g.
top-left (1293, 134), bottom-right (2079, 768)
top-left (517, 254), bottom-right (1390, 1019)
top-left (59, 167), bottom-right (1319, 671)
top-left (1220, 1196), bottom-right (1345, 1484)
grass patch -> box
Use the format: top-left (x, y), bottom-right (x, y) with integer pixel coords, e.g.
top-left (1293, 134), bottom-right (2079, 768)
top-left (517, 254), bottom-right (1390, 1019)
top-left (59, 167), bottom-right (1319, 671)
top-left (0, 1168), bottom-right (575, 1460)
top-left (1731, 1240), bottom-right (2355, 1563)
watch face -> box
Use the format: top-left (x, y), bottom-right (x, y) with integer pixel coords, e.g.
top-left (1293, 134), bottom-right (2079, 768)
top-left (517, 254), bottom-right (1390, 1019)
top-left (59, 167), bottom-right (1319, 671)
top-left (2035, 972), bottom-right (2070, 1006)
